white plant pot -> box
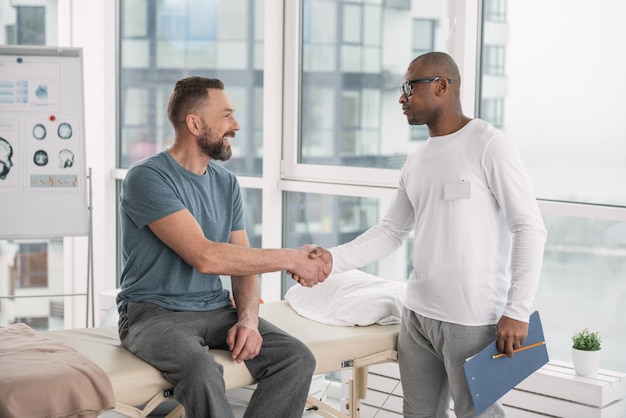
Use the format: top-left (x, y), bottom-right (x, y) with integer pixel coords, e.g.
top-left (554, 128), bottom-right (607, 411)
top-left (572, 348), bottom-right (602, 377)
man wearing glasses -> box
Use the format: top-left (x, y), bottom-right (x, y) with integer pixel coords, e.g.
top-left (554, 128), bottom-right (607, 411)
top-left (309, 52), bottom-right (546, 417)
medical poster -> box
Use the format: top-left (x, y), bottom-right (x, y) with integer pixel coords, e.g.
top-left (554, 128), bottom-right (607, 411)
top-left (0, 46), bottom-right (87, 238)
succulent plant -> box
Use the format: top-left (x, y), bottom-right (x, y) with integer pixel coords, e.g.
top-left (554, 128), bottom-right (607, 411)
top-left (572, 328), bottom-right (601, 351)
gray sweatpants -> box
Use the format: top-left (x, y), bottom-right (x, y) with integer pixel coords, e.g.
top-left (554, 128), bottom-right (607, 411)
top-left (398, 307), bottom-right (506, 418)
top-left (118, 302), bottom-right (316, 418)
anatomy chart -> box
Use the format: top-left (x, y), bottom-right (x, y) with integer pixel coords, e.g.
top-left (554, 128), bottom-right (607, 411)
top-left (0, 46), bottom-right (87, 238)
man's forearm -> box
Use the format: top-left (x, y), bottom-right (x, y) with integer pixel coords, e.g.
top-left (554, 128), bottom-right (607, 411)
top-left (231, 275), bottom-right (261, 325)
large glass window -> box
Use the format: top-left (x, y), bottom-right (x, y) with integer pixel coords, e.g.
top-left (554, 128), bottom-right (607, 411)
top-left (0, 239), bottom-right (67, 331)
top-left (110, 0), bottom-right (626, 375)
top-left (482, 0), bottom-right (626, 207)
top-left (480, 0), bottom-right (626, 372)
top-left (117, 0), bottom-right (266, 294)
top-left (534, 215), bottom-right (626, 372)
top-left (298, 0), bottom-right (450, 171)
top-left (484, 0), bottom-right (507, 22)
top-left (482, 98), bottom-right (504, 128)
top-left (118, 0), bottom-right (264, 177)
top-left (282, 191), bottom-right (411, 293)
top-left (482, 45), bottom-right (505, 75)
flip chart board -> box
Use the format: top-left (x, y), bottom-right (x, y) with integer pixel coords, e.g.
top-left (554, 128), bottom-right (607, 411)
top-left (0, 46), bottom-right (88, 238)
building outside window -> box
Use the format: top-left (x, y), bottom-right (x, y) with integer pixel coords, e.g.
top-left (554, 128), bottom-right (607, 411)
top-left (299, 1), bottom-right (448, 170)
top-left (484, 0), bottom-right (507, 23)
top-left (12, 242), bottom-right (48, 288)
top-left (118, 0), bottom-right (264, 178)
top-left (14, 6), bottom-right (45, 44)
top-left (481, 97), bottom-right (504, 128)
top-left (483, 45), bottom-right (506, 76)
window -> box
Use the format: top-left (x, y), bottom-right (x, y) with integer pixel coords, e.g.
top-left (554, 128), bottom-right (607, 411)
top-left (109, 0), bottom-right (626, 374)
top-left (117, 0), bottom-right (268, 290)
top-left (483, 0), bottom-right (625, 206)
top-left (282, 191), bottom-right (411, 293)
top-left (482, 45), bottom-right (505, 76)
top-left (282, 1), bottom-right (458, 293)
top-left (484, 0), bottom-right (507, 23)
top-left (412, 18), bottom-right (436, 57)
top-left (300, 1), bottom-right (386, 168)
top-left (534, 214), bottom-right (626, 372)
top-left (118, 0), bottom-right (264, 177)
top-left (481, 98), bottom-right (504, 128)
top-left (287, 0), bottom-right (454, 186)
top-left (0, 3), bottom-right (51, 46)
top-left (0, 239), bottom-right (66, 330)
top-left (479, 0), bottom-right (626, 372)
top-left (15, 7), bottom-right (45, 45)
top-left (12, 243), bottom-right (48, 288)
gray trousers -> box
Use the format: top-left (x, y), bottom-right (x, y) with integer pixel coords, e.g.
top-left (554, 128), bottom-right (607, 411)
top-left (118, 302), bottom-right (316, 418)
top-left (398, 307), bottom-right (506, 418)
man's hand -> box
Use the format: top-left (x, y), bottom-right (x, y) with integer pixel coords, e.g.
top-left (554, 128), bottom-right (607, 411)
top-left (287, 245), bottom-right (331, 287)
top-left (496, 315), bottom-right (529, 358)
top-left (289, 245), bottom-right (333, 287)
top-left (309, 246), bottom-right (333, 268)
top-left (226, 319), bottom-right (262, 363)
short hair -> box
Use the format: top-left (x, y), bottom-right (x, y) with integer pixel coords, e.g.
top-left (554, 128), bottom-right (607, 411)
top-left (166, 77), bottom-right (224, 127)
top-left (412, 52), bottom-right (461, 86)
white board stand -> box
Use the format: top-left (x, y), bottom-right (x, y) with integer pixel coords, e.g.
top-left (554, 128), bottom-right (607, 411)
top-left (0, 45), bottom-right (92, 327)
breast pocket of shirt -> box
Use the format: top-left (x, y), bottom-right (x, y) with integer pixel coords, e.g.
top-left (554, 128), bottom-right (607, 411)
top-left (443, 180), bottom-right (471, 201)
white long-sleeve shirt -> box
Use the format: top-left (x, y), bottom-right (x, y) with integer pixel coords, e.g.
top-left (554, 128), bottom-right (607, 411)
top-left (330, 119), bottom-right (547, 326)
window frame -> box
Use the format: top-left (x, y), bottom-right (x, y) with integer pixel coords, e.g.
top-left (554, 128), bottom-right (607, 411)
top-left (281, 0), bottom-right (480, 188)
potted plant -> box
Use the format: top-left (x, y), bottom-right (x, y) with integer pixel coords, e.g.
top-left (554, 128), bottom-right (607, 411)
top-left (571, 328), bottom-right (602, 377)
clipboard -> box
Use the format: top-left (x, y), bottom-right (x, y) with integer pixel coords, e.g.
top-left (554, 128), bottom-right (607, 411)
top-left (463, 311), bottom-right (549, 415)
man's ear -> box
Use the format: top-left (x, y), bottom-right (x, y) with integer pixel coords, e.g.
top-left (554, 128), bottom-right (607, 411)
top-left (435, 78), bottom-right (450, 96)
top-left (185, 114), bottom-right (201, 135)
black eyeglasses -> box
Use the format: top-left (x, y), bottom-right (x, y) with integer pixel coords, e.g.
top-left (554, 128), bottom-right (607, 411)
top-left (401, 76), bottom-right (454, 97)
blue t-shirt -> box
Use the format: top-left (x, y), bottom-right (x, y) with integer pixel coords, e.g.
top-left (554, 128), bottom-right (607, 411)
top-left (116, 151), bottom-right (245, 311)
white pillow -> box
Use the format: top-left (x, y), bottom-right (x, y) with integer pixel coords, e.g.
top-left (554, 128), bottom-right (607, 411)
top-left (285, 269), bottom-right (406, 326)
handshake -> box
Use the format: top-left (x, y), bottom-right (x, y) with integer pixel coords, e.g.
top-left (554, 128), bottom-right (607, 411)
top-left (289, 245), bottom-right (333, 288)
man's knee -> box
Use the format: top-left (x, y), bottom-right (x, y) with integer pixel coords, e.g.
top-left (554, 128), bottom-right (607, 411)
top-left (300, 345), bottom-right (316, 373)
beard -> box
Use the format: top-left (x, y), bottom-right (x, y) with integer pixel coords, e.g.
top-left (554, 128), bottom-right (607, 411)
top-left (197, 127), bottom-right (234, 161)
